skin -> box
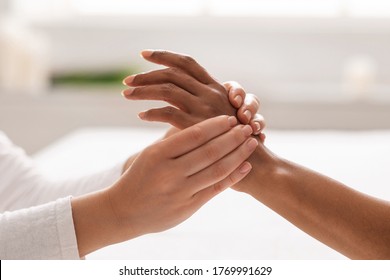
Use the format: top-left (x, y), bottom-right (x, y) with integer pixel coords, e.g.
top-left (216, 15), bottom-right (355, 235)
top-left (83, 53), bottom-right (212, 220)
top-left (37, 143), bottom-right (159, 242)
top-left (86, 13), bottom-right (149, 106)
top-left (122, 50), bottom-right (266, 139)
top-left (71, 115), bottom-right (258, 257)
top-left (124, 49), bottom-right (390, 259)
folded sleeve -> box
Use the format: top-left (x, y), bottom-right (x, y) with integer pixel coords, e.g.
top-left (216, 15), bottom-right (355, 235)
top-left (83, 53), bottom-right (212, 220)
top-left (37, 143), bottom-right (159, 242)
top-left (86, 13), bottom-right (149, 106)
top-left (0, 196), bottom-right (80, 260)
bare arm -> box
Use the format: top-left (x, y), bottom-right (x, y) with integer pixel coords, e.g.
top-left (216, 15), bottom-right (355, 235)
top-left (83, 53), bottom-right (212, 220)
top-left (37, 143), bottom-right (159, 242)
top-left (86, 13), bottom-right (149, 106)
top-left (239, 145), bottom-right (390, 259)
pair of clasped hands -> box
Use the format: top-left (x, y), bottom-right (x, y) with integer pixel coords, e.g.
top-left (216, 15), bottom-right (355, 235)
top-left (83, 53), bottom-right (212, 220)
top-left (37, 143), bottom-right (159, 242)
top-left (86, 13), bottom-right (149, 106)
top-left (72, 50), bottom-right (267, 257)
top-left (74, 49), bottom-right (390, 259)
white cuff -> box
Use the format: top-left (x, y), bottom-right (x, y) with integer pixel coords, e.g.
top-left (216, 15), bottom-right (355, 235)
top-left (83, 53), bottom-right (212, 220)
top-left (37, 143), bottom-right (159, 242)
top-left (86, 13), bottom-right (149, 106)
top-left (0, 197), bottom-right (80, 260)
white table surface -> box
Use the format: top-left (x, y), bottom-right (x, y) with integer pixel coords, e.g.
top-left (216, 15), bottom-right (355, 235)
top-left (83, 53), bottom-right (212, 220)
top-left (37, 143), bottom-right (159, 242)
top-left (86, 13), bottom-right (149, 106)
top-left (33, 127), bottom-right (390, 260)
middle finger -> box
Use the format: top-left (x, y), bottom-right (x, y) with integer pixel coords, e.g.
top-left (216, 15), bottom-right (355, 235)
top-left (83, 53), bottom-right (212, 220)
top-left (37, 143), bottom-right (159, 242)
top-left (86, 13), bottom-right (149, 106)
top-left (123, 68), bottom-right (211, 97)
top-left (122, 83), bottom-right (198, 113)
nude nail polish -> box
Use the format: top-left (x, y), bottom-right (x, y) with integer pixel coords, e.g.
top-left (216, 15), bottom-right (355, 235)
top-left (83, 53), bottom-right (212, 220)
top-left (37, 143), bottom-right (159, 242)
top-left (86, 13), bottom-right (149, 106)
top-left (123, 75), bottom-right (135, 85)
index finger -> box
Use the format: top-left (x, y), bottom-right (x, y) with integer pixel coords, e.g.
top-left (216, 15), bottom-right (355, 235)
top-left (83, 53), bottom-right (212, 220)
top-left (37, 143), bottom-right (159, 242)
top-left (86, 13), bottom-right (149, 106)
top-left (141, 49), bottom-right (216, 85)
top-left (159, 115), bottom-right (237, 158)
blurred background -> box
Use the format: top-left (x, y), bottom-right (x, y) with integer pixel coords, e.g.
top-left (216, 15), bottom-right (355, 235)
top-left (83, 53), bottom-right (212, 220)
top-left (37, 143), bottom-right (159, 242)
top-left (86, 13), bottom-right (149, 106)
top-left (1, 0), bottom-right (390, 153)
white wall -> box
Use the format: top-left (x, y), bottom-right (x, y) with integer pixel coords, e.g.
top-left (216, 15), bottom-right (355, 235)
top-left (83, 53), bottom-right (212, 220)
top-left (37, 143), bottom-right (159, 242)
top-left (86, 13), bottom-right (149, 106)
top-left (31, 17), bottom-right (390, 98)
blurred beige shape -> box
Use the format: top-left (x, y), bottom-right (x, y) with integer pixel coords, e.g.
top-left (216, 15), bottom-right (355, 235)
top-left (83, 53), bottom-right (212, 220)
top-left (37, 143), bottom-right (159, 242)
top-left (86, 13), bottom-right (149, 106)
top-left (342, 54), bottom-right (377, 100)
top-left (0, 18), bottom-right (50, 95)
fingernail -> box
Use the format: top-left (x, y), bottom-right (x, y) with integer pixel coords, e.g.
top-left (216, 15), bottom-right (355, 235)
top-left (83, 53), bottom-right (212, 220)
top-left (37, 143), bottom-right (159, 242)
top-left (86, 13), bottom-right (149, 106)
top-left (123, 75), bottom-right (135, 85)
top-left (242, 125), bottom-right (253, 136)
top-left (234, 95), bottom-right (242, 106)
top-left (228, 116), bottom-right (237, 126)
top-left (122, 87), bottom-right (135, 96)
top-left (247, 137), bottom-right (258, 150)
top-left (239, 162), bottom-right (252, 174)
top-left (244, 110), bottom-right (251, 121)
top-left (141, 50), bottom-right (154, 58)
top-left (254, 122), bottom-right (261, 134)
top-left (138, 111), bottom-right (146, 119)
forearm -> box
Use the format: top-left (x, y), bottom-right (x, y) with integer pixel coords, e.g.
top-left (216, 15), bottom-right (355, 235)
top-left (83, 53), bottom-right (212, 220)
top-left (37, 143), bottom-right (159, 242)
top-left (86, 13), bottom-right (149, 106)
top-left (240, 145), bottom-right (390, 259)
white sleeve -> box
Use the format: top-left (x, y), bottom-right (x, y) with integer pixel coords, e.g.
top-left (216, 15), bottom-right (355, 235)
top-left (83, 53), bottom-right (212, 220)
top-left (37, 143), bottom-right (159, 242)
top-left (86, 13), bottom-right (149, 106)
top-left (0, 196), bottom-right (80, 259)
top-left (0, 131), bottom-right (124, 259)
top-left (0, 131), bottom-right (123, 212)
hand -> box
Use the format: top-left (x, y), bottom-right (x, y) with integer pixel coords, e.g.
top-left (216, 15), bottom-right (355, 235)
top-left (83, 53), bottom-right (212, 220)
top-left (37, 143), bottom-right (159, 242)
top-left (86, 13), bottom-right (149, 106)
top-left (122, 50), bottom-right (265, 137)
top-left (107, 115), bottom-right (258, 237)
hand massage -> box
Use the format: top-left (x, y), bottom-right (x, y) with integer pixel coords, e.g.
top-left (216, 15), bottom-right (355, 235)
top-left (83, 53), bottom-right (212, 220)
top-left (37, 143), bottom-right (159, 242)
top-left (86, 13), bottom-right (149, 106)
top-left (0, 50), bottom-right (389, 260)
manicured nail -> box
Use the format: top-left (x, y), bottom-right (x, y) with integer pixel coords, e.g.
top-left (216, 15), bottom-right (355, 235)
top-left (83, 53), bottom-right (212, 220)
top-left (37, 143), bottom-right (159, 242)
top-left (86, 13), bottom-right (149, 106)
top-left (123, 75), bottom-right (135, 85)
top-left (141, 50), bottom-right (154, 58)
top-left (138, 111), bottom-right (146, 119)
top-left (234, 95), bottom-right (242, 107)
top-left (122, 87), bottom-right (135, 96)
top-left (239, 162), bottom-right (252, 174)
top-left (247, 137), bottom-right (258, 150)
top-left (244, 110), bottom-right (251, 121)
top-left (242, 125), bottom-right (253, 136)
top-left (228, 116), bottom-right (237, 126)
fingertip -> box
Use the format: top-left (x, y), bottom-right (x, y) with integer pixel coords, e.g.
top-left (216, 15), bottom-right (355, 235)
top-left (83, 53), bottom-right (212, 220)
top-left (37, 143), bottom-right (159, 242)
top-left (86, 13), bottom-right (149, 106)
top-left (228, 116), bottom-right (237, 127)
top-left (252, 121), bottom-right (262, 135)
top-left (123, 75), bottom-right (135, 85)
top-left (138, 111), bottom-right (146, 119)
top-left (121, 87), bottom-right (134, 97)
top-left (243, 110), bottom-right (252, 123)
top-left (239, 161), bottom-right (252, 174)
top-left (234, 95), bottom-right (243, 108)
top-left (141, 49), bottom-right (154, 58)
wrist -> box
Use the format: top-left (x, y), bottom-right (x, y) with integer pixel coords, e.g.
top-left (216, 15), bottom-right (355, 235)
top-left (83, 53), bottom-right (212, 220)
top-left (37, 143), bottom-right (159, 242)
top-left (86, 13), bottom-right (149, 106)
top-left (232, 143), bottom-right (290, 196)
top-left (71, 187), bottom-right (135, 258)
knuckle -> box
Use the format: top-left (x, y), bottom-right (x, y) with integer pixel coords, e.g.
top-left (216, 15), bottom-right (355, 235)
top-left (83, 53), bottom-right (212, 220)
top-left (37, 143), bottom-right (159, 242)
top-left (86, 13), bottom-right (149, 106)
top-left (163, 106), bottom-right (176, 116)
top-left (162, 83), bottom-right (176, 92)
top-left (189, 125), bottom-right (205, 143)
top-left (210, 87), bottom-right (225, 97)
top-left (247, 93), bottom-right (260, 109)
top-left (166, 67), bottom-right (181, 77)
top-left (154, 50), bottom-right (168, 58)
top-left (180, 54), bottom-right (197, 65)
top-left (160, 83), bottom-right (176, 102)
top-left (212, 182), bottom-right (225, 194)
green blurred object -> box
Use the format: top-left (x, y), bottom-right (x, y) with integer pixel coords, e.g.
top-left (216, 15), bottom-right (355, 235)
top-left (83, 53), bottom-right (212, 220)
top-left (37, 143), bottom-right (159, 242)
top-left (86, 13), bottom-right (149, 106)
top-left (52, 68), bottom-right (138, 86)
